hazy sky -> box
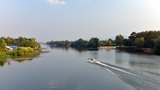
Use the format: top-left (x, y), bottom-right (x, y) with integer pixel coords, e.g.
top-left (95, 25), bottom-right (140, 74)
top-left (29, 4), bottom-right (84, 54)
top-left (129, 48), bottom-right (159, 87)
top-left (0, 0), bottom-right (160, 42)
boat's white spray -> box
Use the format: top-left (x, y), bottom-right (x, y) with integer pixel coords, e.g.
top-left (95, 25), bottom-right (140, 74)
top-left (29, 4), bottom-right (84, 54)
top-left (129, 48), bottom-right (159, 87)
top-left (96, 61), bottom-right (144, 78)
top-left (87, 59), bottom-right (160, 90)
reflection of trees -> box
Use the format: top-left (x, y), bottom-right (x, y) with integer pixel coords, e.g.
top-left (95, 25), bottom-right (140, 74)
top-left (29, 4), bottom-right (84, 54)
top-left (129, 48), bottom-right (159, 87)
top-left (71, 47), bottom-right (98, 52)
top-left (49, 46), bottom-right (98, 53)
top-left (0, 53), bottom-right (40, 67)
top-left (0, 58), bottom-right (7, 67)
top-left (0, 58), bottom-right (11, 67)
top-left (12, 53), bottom-right (40, 63)
top-left (49, 45), bottom-right (69, 51)
top-left (48, 44), bottom-right (99, 52)
top-left (12, 58), bottom-right (33, 63)
top-left (71, 47), bottom-right (88, 52)
top-left (115, 50), bottom-right (124, 65)
top-left (129, 61), bottom-right (160, 69)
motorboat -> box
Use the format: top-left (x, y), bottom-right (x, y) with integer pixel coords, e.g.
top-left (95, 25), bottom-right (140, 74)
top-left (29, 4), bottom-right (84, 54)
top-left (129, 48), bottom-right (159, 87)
top-left (87, 58), bottom-right (100, 63)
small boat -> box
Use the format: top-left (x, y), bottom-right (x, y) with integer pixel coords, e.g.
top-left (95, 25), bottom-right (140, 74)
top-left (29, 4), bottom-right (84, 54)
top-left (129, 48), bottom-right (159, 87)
top-left (86, 58), bottom-right (100, 63)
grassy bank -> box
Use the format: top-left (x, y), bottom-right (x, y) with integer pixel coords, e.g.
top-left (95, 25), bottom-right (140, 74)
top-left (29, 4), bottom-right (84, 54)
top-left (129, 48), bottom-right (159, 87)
top-left (0, 47), bottom-right (40, 58)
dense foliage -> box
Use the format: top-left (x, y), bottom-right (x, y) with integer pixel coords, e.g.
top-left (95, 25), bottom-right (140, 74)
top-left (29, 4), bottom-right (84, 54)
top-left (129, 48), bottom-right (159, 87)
top-left (115, 34), bottom-right (124, 46)
top-left (0, 36), bottom-right (40, 48)
top-left (86, 38), bottom-right (99, 48)
top-left (70, 38), bottom-right (88, 48)
top-left (0, 39), bottom-right (7, 52)
top-left (47, 38), bottom-right (116, 48)
top-left (47, 30), bottom-right (160, 54)
top-left (47, 37), bottom-right (100, 48)
top-left (116, 30), bottom-right (160, 54)
top-left (98, 39), bottom-right (115, 46)
top-left (0, 47), bottom-right (36, 57)
top-left (46, 40), bottom-right (70, 47)
top-left (0, 36), bottom-right (40, 58)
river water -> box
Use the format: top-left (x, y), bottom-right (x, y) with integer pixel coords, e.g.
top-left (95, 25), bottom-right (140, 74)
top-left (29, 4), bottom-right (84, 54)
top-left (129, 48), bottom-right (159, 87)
top-left (0, 45), bottom-right (160, 90)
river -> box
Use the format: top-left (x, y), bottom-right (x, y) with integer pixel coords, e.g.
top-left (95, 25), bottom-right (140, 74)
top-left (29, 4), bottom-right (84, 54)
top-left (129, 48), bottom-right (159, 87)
top-left (0, 45), bottom-right (160, 90)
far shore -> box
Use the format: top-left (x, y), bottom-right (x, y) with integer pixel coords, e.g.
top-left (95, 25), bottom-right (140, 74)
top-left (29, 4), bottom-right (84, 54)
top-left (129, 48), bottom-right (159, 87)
top-left (98, 46), bottom-right (116, 49)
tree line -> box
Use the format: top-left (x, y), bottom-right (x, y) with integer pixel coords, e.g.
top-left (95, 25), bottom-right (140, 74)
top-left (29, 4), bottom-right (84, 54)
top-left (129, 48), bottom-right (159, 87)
top-left (46, 40), bottom-right (70, 47)
top-left (47, 30), bottom-right (160, 54)
top-left (115, 30), bottom-right (160, 54)
top-left (47, 37), bottom-right (115, 48)
top-left (0, 37), bottom-right (40, 57)
top-left (0, 36), bottom-right (40, 52)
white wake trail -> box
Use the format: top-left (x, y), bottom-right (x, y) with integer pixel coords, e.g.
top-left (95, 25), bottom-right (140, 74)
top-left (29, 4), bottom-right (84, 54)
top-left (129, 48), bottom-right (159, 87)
top-left (96, 61), bottom-right (144, 78)
top-left (88, 59), bottom-right (160, 90)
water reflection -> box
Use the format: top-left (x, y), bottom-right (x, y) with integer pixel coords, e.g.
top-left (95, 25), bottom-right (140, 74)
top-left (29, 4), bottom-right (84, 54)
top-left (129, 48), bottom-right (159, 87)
top-left (90, 51), bottom-right (99, 60)
top-left (127, 52), bottom-right (160, 71)
top-left (0, 58), bottom-right (9, 67)
top-left (89, 61), bottom-right (160, 90)
top-left (0, 53), bottom-right (40, 67)
top-left (115, 52), bottom-right (123, 65)
top-left (48, 45), bottom-right (99, 53)
top-left (0, 47), bottom-right (51, 67)
top-left (114, 50), bottom-right (160, 70)
top-left (12, 57), bottom-right (33, 63)
top-left (129, 61), bottom-right (160, 69)
top-left (48, 79), bottom-right (66, 89)
top-left (115, 50), bottom-right (128, 65)
top-left (48, 45), bottom-right (69, 51)
top-left (70, 47), bottom-right (88, 52)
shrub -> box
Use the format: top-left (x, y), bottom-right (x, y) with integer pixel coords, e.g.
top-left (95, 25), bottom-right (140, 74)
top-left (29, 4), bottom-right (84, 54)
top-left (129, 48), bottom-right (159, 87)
top-left (17, 50), bottom-right (24, 56)
top-left (0, 47), bottom-right (37, 57)
top-left (0, 52), bottom-right (7, 58)
top-left (12, 50), bottom-right (17, 56)
top-left (17, 47), bottom-right (35, 56)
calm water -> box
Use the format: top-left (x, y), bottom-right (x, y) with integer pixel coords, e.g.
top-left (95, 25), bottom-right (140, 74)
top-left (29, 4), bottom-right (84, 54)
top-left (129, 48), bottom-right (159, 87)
top-left (0, 45), bottom-right (160, 90)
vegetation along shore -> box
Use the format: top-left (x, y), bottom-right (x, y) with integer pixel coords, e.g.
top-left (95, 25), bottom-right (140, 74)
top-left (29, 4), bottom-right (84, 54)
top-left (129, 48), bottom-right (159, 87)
top-left (47, 30), bottom-right (160, 55)
top-left (0, 37), bottom-right (41, 59)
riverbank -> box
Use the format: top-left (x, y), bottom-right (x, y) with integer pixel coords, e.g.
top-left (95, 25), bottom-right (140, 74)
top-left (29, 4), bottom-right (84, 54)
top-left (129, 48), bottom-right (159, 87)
top-left (99, 46), bottom-right (116, 49)
top-left (0, 48), bottom-right (50, 67)
top-left (0, 47), bottom-right (41, 59)
top-left (116, 46), bottom-right (154, 54)
top-left (98, 46), bottom-right (154, 54)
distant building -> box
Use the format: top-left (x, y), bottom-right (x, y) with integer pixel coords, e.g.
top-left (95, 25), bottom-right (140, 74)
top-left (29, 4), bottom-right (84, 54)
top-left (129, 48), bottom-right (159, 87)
top-left (6, 46), bottom-right (18, 50)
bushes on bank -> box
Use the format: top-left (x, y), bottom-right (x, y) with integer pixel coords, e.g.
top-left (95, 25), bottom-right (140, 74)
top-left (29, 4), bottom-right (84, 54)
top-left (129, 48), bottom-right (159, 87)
top-left (0, 47), bottom-right (37, 57)
top-left (0, 52), bottom-right (7, 58)
top-left (16, 47), bottom-right (36, 56)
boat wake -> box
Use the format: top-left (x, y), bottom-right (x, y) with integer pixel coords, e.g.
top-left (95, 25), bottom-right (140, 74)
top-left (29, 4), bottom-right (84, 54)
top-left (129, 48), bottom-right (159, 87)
top-left (87, 58), bottom-right (160, 90)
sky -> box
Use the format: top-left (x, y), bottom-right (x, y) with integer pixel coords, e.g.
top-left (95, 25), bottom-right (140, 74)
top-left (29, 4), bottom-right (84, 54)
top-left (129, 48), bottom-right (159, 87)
top-left (0, 0), bottom-right (160, 42)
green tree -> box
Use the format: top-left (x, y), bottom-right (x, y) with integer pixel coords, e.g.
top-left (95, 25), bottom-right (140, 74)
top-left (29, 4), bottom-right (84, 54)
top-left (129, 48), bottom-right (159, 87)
top-left (152, 37), bottom-right (160, 54)
top-left (136, 31), bottom-right (147, 38)
top-left (70, 38), bottom-right (88, 48)
top-left (123, 39), bottom-right (130, 46)
top-left (65, 40), bottom-right (70, 47)
top-left (106, 40), bottom-right (112, 46)
top-left (128, 32), bottom-right (136, 46)
top-left (98, 40), bottom-right (108, 46)
top-left (87, 37), bottom-right (99, 48)
top-left (6, 36), bottom-right (12, 45)
top-left (0, 58), bottom-right (7, 67)
top-left (98, 41), bottom-right (104, 46)
top-left (154, 42), bottom-right (160, 54)
top-left (134, 37), bottom-right (144, 48)
top-left (144, 31), bottom-right (159, 48)
top-left (0, 39), bottom-right (7, 52)
top-left (115, 34), bottom-right (124, 46)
